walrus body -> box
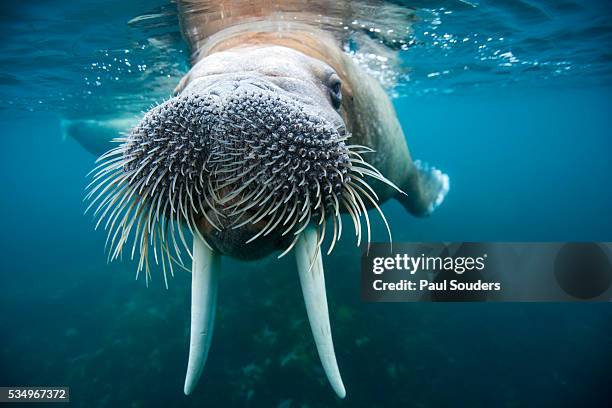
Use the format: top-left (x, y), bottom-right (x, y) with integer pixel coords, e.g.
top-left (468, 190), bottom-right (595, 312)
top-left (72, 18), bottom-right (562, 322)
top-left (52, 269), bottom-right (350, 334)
top-left (85, 0), bottom-right (449, 399)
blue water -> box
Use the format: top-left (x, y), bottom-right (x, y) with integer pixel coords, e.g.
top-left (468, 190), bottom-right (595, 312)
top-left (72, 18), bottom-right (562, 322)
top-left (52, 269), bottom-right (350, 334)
top-left (1, 1), bottom-right (611, 407)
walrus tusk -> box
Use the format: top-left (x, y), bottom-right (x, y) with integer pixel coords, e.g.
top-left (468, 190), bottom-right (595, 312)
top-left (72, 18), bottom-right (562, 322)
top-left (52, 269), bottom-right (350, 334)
top-left (295, 225), bottom-right (346, 399)
top-left (184, 234), bottom-right (220, 395)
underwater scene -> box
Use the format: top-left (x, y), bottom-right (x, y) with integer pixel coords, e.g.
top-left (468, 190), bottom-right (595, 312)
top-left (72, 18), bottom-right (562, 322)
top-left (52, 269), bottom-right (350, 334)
top-left (1, 0), bottom-right (611, 407)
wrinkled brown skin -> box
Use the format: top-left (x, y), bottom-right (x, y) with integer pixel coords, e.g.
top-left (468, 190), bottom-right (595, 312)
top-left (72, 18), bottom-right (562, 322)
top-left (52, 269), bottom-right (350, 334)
top-left (176, 22), bottom-right (436, 259)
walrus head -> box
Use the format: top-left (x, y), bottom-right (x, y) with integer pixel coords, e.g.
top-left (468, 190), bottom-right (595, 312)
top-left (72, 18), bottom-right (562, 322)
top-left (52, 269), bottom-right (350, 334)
top-left (86, 45), bottom-right (401, 398)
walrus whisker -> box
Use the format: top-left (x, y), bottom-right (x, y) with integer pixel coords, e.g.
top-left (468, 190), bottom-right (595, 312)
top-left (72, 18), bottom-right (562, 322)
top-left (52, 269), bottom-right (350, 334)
top-left (341, 196), bottom-right (361, 246)
top-left (137, 226), bottom-right (152, 285)
top-left (250, 197), bottom-right (280, 226)
top-left (110, 198), bottom-right (140, 262)
top-left (299, 187), bottom-right (310, 214)
top-left (117, 196), bottom-right (147, 255)
top-left (317, 205), bottom-right (326, 226)
top-left (352, 182), bottom-right (393, 247)
top-left (185, 184), bottom-right (197, 214)
top-left (263, 204), bottom-right (288, 237)
top-left (169, 221), bottom-right (186, 268)
top-left (350, 159), bottom-right (406, 195)
top-left (282, 207), bottom-right (301, 236)
top-left (293, 206), bottom-right (312, 237)
top-left (140, 168), bottom-right (158, 193)
top-left (130, 202), bottom-right (149, 261)
top-left (170, 175), bottom-right (179, 205)
top-left (327, 211), bottom-right (338, 255)
top-left (342, 182), bottom-right (361, 218)
top-left (94, 145), bottom-right (125, 164)
top-left (86, 154), bottom-right (125, 180)
top-left (134, 207), bottom-right (149, 261)
top-left (175, 212), bottom-right (193, 261)
top-left (87, 175), bottom-right (123, 217)
top-left (335, 205), bottom-right (343, 242)
top-left (178, 184), bottom-right (189, 221)
top-left (282, 198), bottom-right (299, 226)
top-left (277, 233), bottom-right (300, 259)
top-left (317, 215), bottom-right (327, 248)
top-left (215, 174), bottom-right (258, 202)
top-left (347, 184), bottom-right (371, 249)
top-left (350, 176), bottom-right (379, 201)
top-left (158, 237), bottom-right (170, 290)
top-left (282, 211), bottom-right (300, 236)
top-left (254, 189), bottom-right (276, 210)
top-left (100, 183), bottom-right (137, 232)
top-left (231, 198), bottom-right (271, 229)
top-left (283, 185), bottom-right (298, 204)
top-left (85, 170), bottom-right (127, 208)
top-left (347, 144), bottom-right (375, 153)
top-left (154, 226), bottom-right (165, 276)
top-left (225, 187), bottom-right (263, 213)
top-left (270, 193), bottom-right (288, 214)
top-left (147, 202), bottom-right (159, 246)
top-left (350, 165), bottom-right (402, 194)
top-left (297, 202), bottom-right (311, 225)
top-left (94, 188), bottom-right (125, 232)
top-left (226, 192), bottom-right (262, 217)
top-left (313, 184), bottom-right (323, 211)
top-left (153, 186), bottom-right (167, 226)
top-left (168, 213), bottom-right (185, 264)
top-left (102, 191), bottom-right (135, 252)
top-left (195, 193), bottom-right (220, 232)
top-left (188, 210), bottom-right (212, 252)
top-left (163, 227), bottom-right (176, 277)
top-left (128, 157), bottom-right (153, 185)
top-left (246, 204), bottom-right (283, 243)
top-left (203, 183), bottom-right (224, 219)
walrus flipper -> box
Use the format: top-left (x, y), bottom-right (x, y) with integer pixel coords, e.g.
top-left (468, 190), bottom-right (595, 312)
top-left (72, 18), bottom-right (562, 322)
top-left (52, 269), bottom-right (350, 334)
top-left (61, 116), bottom-right (139, 156)
top-left (397, 160), bottom-right (450, 217)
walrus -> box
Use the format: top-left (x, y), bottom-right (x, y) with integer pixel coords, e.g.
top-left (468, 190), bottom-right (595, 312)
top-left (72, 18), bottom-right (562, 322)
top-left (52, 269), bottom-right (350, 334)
top-left (85, 0), bottom-right (449, 399)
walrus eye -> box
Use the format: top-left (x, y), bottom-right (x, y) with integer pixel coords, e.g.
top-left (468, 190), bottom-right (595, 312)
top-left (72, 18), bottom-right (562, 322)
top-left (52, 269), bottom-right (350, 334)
top-left (329, 77), bottom-right (342, 110)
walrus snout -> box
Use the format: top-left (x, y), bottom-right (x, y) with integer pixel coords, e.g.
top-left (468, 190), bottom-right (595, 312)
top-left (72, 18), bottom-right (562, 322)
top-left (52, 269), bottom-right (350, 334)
top-left (105, 84), bottom-right (354, 260)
